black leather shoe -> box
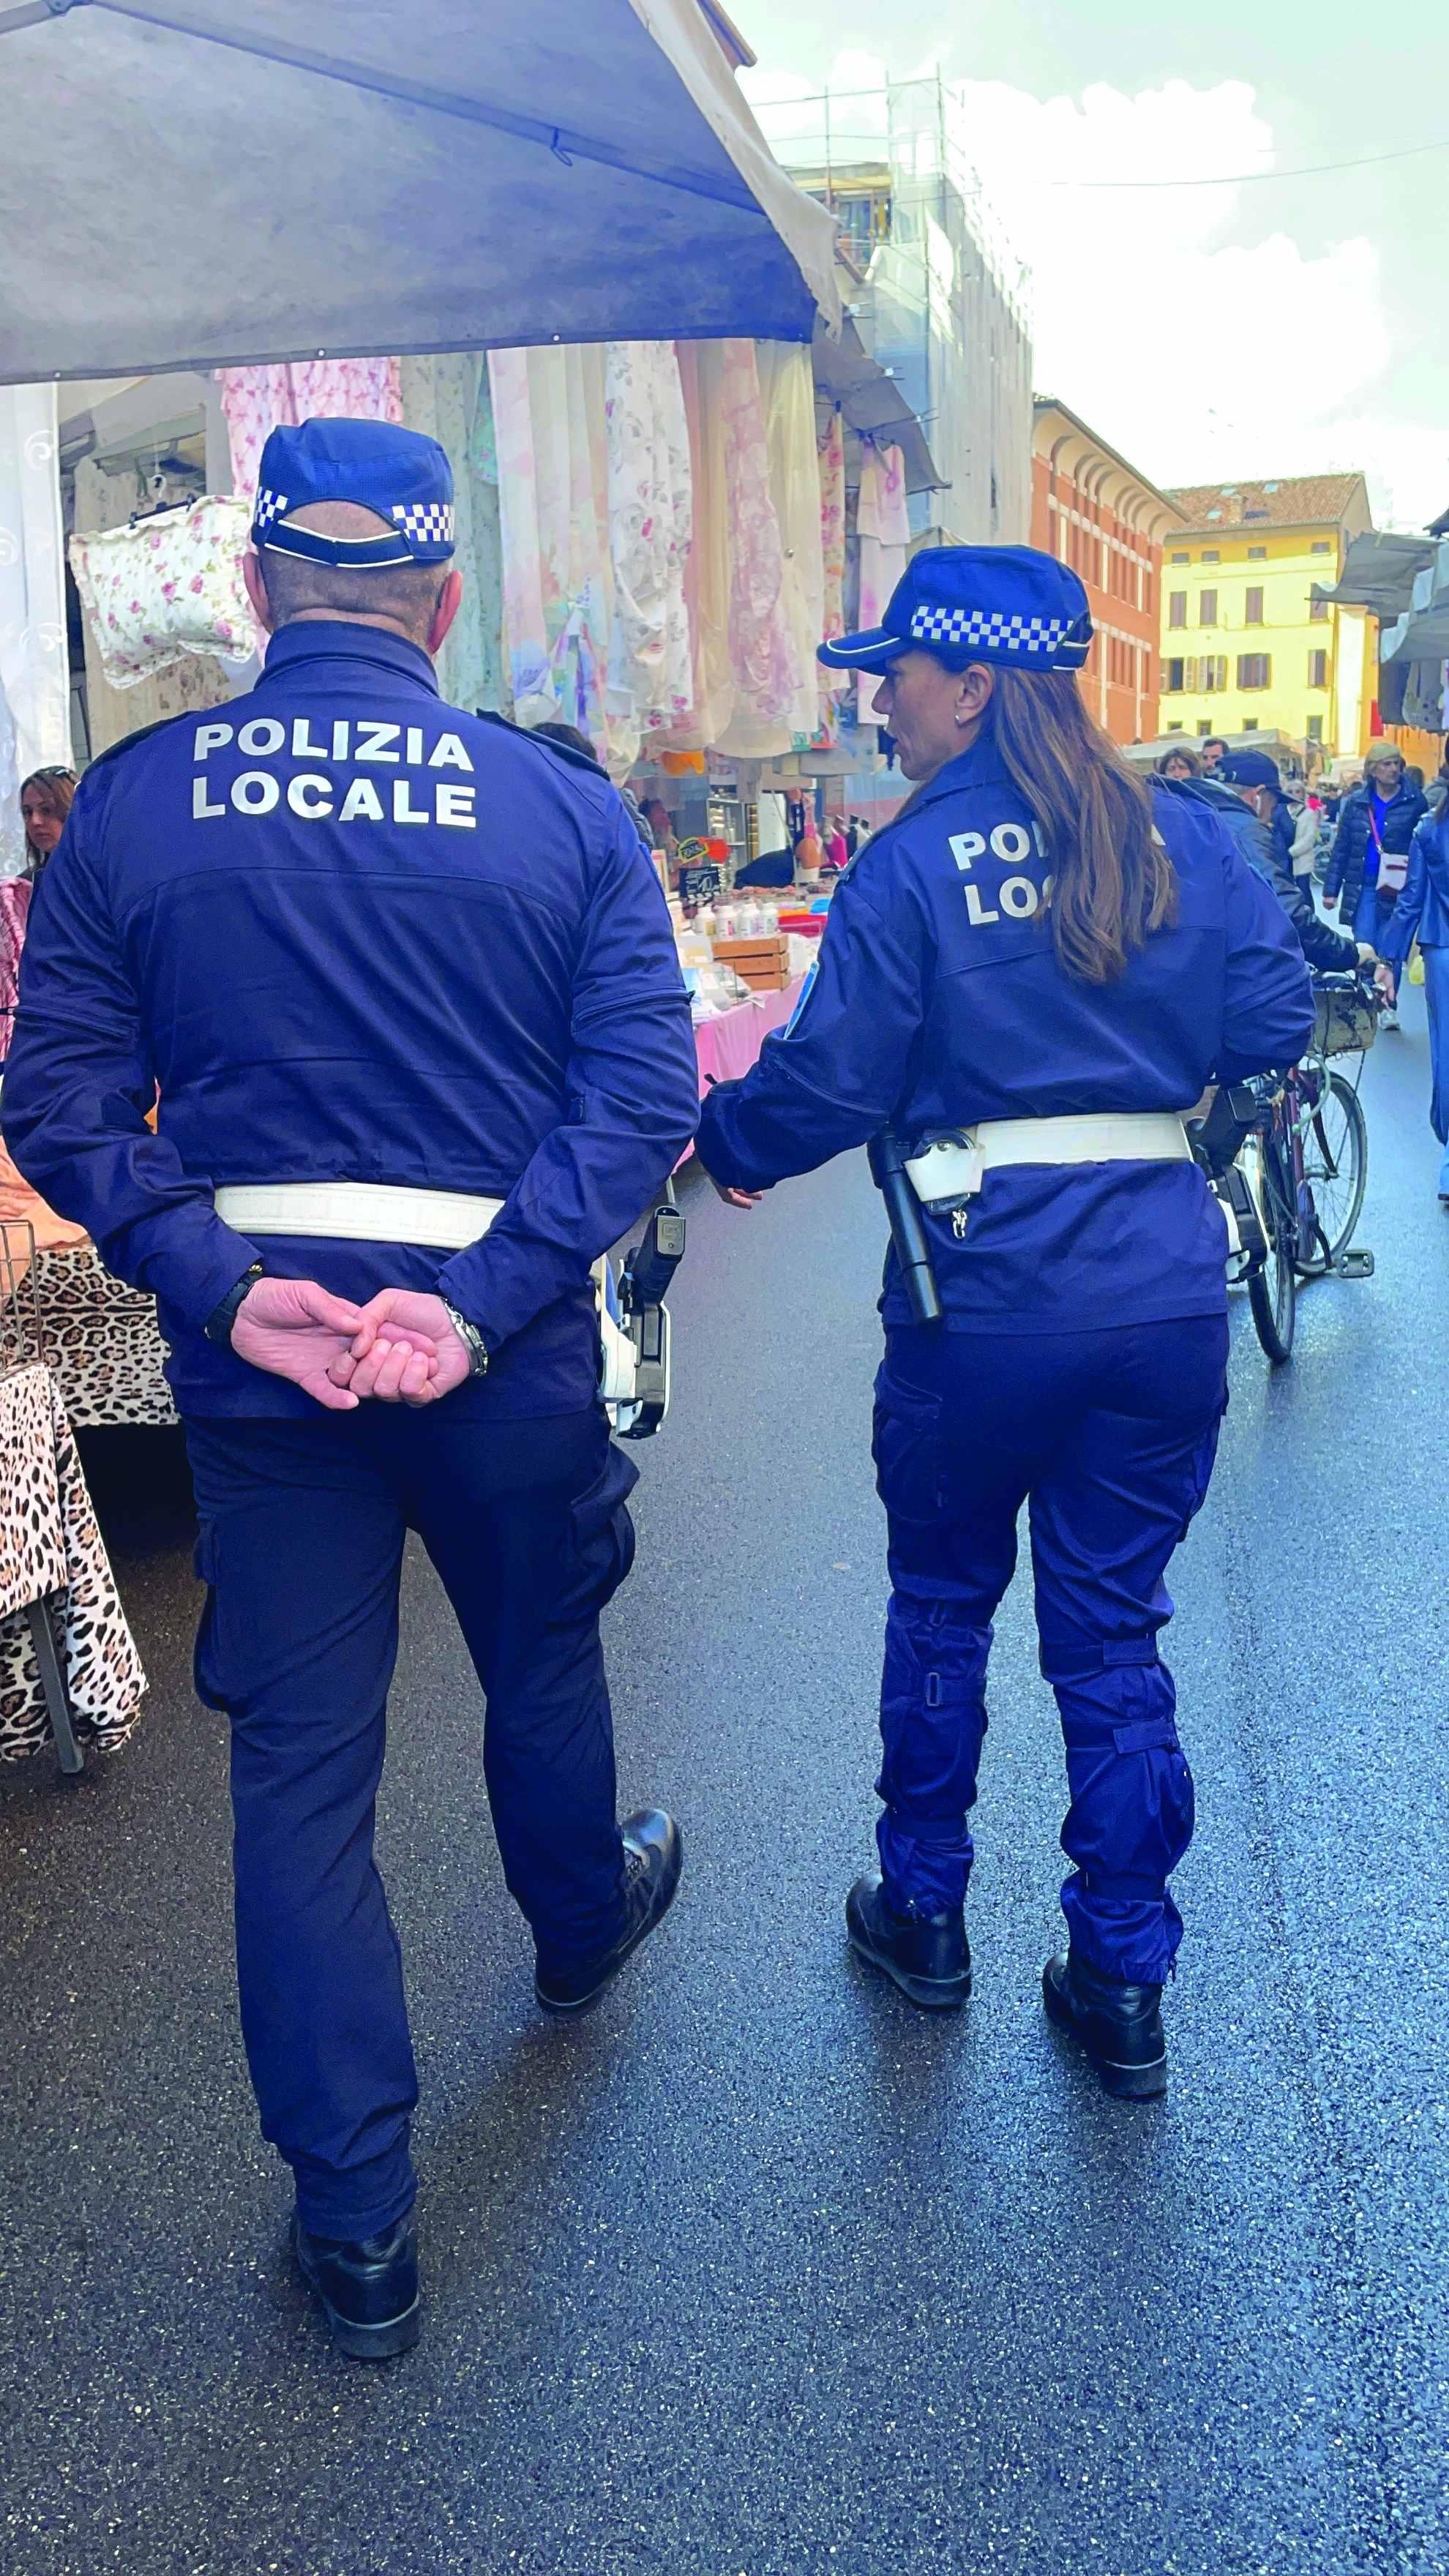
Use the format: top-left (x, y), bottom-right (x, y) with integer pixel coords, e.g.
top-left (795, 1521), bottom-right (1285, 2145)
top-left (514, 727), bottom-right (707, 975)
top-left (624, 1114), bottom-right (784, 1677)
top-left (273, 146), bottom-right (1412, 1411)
top-left (291, 2212), bottom-right (420, 2360)
top-left (845, 1871), bottom-right (971, 2010)
top-left (535, 1808), bottom-right (683, 2017)
top-left (1041, 1950), bottom-right (1167, 2100)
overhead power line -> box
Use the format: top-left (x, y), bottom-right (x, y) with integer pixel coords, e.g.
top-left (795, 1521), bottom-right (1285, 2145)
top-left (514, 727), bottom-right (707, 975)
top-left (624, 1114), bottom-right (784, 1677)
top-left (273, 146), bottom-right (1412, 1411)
top-left (1049, 137), bottom-right (1449, 189)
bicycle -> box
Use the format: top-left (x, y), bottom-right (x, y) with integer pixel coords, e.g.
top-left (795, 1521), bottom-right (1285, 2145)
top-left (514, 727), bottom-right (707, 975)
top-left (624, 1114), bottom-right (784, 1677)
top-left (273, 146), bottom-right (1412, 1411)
top-left (1191, 970), bottom-right (1379, 1366)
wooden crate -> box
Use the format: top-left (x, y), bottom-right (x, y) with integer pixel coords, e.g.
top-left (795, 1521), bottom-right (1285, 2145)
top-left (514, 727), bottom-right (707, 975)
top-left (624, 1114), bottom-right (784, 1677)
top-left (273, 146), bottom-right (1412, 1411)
top-left (710, 935), bottom-right (789, 992)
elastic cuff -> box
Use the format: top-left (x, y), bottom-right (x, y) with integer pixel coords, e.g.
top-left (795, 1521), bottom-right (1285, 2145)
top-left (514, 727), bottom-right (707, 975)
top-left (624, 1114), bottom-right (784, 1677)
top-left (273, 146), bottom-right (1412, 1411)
top-left (293, 2174), bottom-right (416, 2244)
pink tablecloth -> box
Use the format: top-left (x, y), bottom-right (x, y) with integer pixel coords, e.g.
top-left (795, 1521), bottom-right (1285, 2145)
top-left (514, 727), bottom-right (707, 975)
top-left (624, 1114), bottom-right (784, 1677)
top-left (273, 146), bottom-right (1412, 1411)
top-left (694, 975), bottom-right (805, 1096)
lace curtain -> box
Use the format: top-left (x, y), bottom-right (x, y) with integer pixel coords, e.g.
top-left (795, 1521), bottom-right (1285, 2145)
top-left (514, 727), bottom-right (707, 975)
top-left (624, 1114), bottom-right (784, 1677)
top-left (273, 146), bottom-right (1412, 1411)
top-left (0, 386), bottom-right (70, 877)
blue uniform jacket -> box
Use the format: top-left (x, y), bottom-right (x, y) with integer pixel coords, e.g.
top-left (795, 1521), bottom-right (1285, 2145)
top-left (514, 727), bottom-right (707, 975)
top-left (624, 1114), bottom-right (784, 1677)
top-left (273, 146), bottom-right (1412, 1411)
top-left (3, 623), bottom-right (700, 1419)
top-left (697, 737), bottom-right (1314, 1335)
top-left (1379, 808), bottom-right (1449, 962)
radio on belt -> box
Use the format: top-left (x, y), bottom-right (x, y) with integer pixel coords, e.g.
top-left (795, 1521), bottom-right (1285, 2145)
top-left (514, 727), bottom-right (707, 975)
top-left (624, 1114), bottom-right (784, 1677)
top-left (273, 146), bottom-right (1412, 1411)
top-left (599, 1189), bottom-right (687, 1439)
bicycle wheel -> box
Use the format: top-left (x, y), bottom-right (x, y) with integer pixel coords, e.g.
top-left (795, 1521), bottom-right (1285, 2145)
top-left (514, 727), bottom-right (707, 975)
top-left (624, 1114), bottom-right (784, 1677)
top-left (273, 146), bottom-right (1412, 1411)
top-left (1246, 1127), bottom-right (1297, 1362)
top-left (1296, 1069), bottom-right (1368, 1275)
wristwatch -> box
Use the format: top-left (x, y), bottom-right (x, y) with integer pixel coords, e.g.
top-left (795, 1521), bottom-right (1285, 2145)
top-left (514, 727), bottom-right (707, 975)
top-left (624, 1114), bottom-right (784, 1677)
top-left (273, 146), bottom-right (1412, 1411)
top-left (203, 1261), bottom-right (264, 1348)
top-left (440, 1299), bottom-right (489, 1378)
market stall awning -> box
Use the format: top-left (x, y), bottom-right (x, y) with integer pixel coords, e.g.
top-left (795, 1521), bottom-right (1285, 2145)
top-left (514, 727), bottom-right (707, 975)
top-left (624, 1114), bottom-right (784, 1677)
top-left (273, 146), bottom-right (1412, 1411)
top-left (1380, 539), bottom-right (1449, 664)
top-left (1311, 528), bottom-right (1436, 619)
top-left (811, 315), bottom-right (944, 498)
top-left (0, 0), bottom-right (841, 384)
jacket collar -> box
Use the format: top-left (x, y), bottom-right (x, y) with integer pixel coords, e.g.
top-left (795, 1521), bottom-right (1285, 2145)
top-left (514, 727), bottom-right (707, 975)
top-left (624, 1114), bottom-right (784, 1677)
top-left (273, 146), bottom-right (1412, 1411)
top-left (256, 619), bottom-right (441, 697)
top-left (892, 731), bottom-right (1013, 821)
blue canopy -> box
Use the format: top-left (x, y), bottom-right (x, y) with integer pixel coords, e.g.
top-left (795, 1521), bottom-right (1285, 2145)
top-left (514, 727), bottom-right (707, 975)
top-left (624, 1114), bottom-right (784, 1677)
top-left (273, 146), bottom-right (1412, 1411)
top-left (0, 0), bottom-right (840, 382)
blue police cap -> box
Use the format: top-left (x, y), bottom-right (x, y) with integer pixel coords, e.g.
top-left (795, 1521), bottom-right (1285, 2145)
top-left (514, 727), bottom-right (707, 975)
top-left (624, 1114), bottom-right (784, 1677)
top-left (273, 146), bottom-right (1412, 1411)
top-left (820, 543), bottom-right (1093, 675)
top-left (251, 416), bottom-right (456, 570)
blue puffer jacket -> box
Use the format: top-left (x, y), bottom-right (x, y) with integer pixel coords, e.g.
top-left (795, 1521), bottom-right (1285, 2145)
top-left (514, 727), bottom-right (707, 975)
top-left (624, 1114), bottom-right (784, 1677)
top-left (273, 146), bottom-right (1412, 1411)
top-left (1379, 809), bottom-right (1449, 962)
top-left (1324, 779), bottom-right (1428, 921)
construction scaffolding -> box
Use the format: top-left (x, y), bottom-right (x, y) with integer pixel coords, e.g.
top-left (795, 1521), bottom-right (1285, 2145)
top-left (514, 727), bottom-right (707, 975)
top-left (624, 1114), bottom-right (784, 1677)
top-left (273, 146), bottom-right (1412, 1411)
top-left (752, 74), bottom-right (1034, 546)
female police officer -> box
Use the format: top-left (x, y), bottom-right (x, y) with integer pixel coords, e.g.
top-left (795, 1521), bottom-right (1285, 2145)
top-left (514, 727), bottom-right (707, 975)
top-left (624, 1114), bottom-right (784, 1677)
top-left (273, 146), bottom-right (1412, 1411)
top-left (697, 547), bottom-right (1313, 2100)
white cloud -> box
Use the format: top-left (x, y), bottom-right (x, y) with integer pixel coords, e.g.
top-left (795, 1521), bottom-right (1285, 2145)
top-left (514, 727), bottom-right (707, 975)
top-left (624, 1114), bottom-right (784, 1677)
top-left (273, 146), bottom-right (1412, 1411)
top-left (745, 62), bottom-right (1449, 527)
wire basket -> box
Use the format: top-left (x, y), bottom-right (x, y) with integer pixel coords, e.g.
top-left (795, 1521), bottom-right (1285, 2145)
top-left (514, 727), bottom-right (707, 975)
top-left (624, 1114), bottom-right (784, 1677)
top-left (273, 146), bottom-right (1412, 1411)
top-left (1313, 985), bottom-right (1377, 1057)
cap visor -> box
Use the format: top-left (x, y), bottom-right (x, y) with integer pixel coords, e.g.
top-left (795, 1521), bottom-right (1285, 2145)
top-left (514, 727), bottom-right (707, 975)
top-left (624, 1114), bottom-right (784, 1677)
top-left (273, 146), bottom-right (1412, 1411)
top-left (817, 626), bottom-right (902, 674)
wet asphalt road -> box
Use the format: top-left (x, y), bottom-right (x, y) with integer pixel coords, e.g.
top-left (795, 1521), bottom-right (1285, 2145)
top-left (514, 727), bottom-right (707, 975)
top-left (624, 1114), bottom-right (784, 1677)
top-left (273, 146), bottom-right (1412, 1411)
top-left (1, 992), bottom-right (1447, 2576)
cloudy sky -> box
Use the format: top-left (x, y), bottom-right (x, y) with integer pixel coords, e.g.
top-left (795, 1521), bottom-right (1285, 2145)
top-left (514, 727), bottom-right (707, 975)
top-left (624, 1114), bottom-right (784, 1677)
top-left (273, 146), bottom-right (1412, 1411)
top-left (733, 3), bottom-right (1449, 529)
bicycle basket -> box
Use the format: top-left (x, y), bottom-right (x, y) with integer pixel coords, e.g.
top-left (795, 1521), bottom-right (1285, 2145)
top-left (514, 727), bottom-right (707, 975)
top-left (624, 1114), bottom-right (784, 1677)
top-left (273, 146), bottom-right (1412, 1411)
top-left (1313, 985), bottom-right (1377, 1057)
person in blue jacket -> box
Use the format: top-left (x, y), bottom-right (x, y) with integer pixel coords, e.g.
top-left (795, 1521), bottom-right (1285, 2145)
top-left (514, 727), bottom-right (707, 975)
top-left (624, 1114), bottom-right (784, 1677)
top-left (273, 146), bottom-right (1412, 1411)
top-left (1376, 801), bottom-right (1449, 1200)
top-left (3, 419), bottom-right (700, 2359)
top-left (697, 546), bottom-right (1313, 2100)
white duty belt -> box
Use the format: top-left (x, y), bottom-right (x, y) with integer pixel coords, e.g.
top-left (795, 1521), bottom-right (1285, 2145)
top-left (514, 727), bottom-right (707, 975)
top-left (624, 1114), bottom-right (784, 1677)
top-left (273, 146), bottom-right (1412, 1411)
top-left (905, 1113), bottom-right (1192, 1210)
top-left (214, 1181), bottom-right (504, 1248)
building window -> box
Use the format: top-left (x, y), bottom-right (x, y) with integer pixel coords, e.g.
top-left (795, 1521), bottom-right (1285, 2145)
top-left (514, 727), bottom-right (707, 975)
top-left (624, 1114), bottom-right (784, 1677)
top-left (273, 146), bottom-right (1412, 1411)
top-left (1169, 550), bottom-right (1189, 564)
top-left (1199, 655), bottom-right (1228, 694)
top-left (1167, 721), bottom-right (1183, 733)
top-left (1308, 593), bottom-right (1328, 621)
top-left (1310, 539), bottom-right (1333, 554)
top-left (1197, 720), bottom-right (1213, 736)
top-left (1247, 545), bottom-right (1268, 560)
top-left (1169, 591), bottom-right (1187, 629)
top-left (1245, 586), bottom-right (1264, 624)
top-left (1237, 653), bottom-right (1271, 689)
top-left (1242, 717), bottom-right (1259, 731)
top-left (1308, 650), bottom-right (1329, 689)
top-left (1306, 714), bottom-right (1325, 743)
top-left (1163, 656), bottom-right (1186, 694)
top-left (1199, 589), bottom-right (1218, 626)
top-left (1201, 549), bottom-right (1220, 563)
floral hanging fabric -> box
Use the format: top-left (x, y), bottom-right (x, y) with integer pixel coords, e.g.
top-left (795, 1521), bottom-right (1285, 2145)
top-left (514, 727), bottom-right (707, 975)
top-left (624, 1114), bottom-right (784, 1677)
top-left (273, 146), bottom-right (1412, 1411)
top-left (604, 342), bottom-right (695, 749)
top-left (855, 440), bottom-right (910, 727)
top-left (488, 345), bottom-right (620, 763)
top-left (706, 340), bottom-right (797, 762)
top-left (817, 406), bottom-right (847, 730)
top-left (217, 359), bottom-right (404, 499)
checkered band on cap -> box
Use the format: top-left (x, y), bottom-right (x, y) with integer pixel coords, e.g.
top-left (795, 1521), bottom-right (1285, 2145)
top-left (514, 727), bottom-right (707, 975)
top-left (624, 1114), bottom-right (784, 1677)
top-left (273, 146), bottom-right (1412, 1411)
top-left (392, 501), bottom-right (455, 546)
top-left (911, 603), bottom-right (1077, 654)
top-left (253, 489), bottom-right (289, 533)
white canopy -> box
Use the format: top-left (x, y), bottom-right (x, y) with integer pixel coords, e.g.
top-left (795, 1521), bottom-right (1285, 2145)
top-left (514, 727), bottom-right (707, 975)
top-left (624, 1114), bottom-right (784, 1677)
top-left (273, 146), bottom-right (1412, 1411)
top-left (0, 0), bottom-right (840, 383)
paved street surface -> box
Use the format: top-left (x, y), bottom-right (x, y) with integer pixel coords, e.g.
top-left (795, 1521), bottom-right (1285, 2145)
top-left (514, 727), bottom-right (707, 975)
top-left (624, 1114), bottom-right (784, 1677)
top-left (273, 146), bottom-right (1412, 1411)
top-left (3, 993), bottom-right (1448, 2576)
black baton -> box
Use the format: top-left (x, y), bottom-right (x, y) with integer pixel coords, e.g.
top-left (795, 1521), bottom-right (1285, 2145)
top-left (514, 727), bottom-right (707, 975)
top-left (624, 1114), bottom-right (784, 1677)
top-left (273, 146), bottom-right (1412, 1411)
top-left (868, 1131), bottom-right (943, 1326)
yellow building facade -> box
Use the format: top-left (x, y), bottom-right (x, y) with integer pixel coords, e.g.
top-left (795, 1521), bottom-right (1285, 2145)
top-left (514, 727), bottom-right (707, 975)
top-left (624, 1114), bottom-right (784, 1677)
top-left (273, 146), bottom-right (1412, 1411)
top-left (1157, 474), bottom-right (1375, 765)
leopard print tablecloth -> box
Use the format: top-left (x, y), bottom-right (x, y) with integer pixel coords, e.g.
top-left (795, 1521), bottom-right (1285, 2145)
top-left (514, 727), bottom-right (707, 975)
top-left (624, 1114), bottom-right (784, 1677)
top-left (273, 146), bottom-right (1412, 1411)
top-left (32, 1245), bottom-right (176, 1431)
top-left (0, 1364), bottom-right (147, 1762)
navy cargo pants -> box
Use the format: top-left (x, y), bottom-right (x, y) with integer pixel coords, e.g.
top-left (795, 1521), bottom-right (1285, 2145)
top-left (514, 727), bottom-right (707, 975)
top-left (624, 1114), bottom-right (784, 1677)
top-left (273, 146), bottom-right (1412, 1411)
top-left (185, 1404), bottom-right (637, 2242)
top-left (871, 1316), bottom-right (1229, 1986)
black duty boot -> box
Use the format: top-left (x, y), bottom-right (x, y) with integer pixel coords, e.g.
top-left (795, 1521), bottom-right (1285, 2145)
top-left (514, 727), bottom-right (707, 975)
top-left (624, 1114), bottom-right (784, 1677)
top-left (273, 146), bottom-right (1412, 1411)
top-left (1041, 1950), bottom-right (1167, 2100)
top-left (535, 1808), bottom-right (683, 2017)
top-left (845, 1871), bottom-right (971, 2011)
top-left (292, 2213), bottom-right (420, 2360)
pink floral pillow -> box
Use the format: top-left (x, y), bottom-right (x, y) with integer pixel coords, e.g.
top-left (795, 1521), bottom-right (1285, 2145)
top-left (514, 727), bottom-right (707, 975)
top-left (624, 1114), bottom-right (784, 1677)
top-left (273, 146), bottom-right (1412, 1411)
top-left (70, 497), bottom-right (253, 688)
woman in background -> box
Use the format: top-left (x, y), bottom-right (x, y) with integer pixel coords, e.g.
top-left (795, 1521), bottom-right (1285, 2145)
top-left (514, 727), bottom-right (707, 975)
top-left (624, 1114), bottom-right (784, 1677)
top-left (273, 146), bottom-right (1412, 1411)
top-left (19, 767), bottom-right (76, 874)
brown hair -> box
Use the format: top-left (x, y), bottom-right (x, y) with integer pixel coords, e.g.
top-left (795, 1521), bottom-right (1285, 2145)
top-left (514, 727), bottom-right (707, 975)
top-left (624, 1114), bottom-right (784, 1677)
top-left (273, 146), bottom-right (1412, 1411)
top-left (20, 766), bottom-right (76, 864)
top-left (1156, 745), bottom-right (1200, 777)
top-left (985, 670), bottom-right (1177, 983)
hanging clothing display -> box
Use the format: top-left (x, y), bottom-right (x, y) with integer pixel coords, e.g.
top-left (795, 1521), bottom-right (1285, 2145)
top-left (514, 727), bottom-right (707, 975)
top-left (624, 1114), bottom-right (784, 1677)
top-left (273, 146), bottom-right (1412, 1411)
top-left (604, 342), bottom-right (694, 747)
top-left (70, 460), bottom-right (236, 757)
top-left (0, 385), bottom-right (70, 845)
top-left (397, 354), bottom-right (506, 716)
top-left (217, 359), bottom-right (403, 498)
top-left (70, 496), bottom-right (253, 689)
top-left (0, 874), bottom-right (32, 1053)
top-left (488, 343), bottom-right (624, 763)
top-left (817, 406), bottom-right (847, 727)
top-left (755, 341), bottom-right (825, 749)
top-left (855, 440), bottom-right (910, 727)
top-left (708, 340), bottom-right (798, 763)
top-left (670, 342), bottom-right (735, 752)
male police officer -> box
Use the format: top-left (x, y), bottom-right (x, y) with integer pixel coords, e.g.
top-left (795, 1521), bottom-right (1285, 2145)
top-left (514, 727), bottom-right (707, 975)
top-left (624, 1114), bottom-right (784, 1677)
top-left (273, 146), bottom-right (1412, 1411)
top-left (4, 418), bottom-right (700, 2358)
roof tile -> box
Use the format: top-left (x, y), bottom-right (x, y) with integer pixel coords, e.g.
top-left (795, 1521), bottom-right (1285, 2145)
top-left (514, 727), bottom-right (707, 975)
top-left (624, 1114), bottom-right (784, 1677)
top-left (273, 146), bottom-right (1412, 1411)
top-left (1163, 473), bottom-right (1367, 533)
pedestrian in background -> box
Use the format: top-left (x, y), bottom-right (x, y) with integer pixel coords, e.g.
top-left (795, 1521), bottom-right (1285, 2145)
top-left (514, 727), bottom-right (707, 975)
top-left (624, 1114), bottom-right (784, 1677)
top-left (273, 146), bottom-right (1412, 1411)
top-left (1377, 798), bottom-right (1449, 1202)
top-left (1156, 747), bottom-right (1200, 782)
top-left (18, 766), bottom-right (76, 875)
top-left (1323, 744), bottom-right (1427, 1026)
top-left (1199, 736), bottom-right (1229, 778)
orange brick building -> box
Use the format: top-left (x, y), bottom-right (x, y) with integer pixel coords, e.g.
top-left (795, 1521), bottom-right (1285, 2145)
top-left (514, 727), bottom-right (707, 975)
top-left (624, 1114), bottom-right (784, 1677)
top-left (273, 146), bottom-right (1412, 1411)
top-left (1031, 398), bottom-right (1187, 745)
